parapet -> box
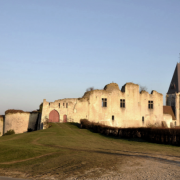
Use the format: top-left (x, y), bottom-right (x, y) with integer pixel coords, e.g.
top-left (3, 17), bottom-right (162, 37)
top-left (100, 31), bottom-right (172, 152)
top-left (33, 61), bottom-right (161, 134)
top-left (121, 82), bottom-right (139, 92)
top-left (5, 109), bottom-right (39, 115)
top-left (151, 90), bottom-right (163, 96)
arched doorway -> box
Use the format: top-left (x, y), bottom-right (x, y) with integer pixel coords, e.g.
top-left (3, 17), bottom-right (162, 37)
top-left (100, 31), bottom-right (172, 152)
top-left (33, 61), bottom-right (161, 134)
top-left (49, 110), bottom-right (59, 122)
top-left (63, 115), bottom-right (67, 123)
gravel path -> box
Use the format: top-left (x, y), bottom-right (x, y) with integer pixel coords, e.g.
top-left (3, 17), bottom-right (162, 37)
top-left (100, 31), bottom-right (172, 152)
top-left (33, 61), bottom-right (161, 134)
top-left (66, 156), bottom-right (180, 180)
top-left (1, 156), bottom-right (180, 180)
top-left (96, 157), bottom-right (180, 180)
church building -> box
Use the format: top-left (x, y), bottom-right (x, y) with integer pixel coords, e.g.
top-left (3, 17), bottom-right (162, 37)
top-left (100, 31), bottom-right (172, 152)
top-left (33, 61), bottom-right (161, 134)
top-left (165, 63), bottom-right (180, 126)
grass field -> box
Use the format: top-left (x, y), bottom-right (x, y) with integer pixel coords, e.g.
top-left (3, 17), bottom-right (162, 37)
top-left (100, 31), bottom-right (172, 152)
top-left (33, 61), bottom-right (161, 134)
top-left (0, 123), bottom-right (180, 179)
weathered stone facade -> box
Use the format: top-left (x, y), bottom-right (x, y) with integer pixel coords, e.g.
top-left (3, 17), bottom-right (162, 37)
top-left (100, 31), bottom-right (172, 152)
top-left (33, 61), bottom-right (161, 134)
top-left (41, 82), bottom-right (173, 128)
top-left (4, 111), bottom-right (39, 134)
top-left (166, 93), bottom-right (180, 126)
top-left (0, 116), bottom-right (4, 136)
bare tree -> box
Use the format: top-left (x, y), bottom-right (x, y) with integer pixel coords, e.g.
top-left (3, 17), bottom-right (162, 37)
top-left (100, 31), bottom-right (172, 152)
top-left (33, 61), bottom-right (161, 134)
top-left (139, 85), bottom-right (147, 92)
top-left (86, 87), bottom-right (94, 92)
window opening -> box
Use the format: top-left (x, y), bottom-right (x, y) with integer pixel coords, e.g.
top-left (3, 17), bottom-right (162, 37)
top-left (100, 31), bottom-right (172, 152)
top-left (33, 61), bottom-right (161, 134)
top-left (66, 103), bottom-right (68, 108)
top-left (63, 103), bottom-right (65, 107)
top-left (59, 103), bottom-right (60, 108)
top-left (148, 101), bottom-right (153, 109)
top-left (120, 99), bottom-right (125, 108)
top-left (112, 115), bottom-right (114, 120)
top-left (49, 103), bottom-right (50, 106)
top-left (102, 98), bottom-right (107, 107)
top-left (142, 116), bottom-right (144, 126)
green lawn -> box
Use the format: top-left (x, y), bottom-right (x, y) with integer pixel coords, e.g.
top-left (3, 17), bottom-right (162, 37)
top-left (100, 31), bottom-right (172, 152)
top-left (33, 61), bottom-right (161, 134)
top-left (0, 123), bottom-right (180, 179)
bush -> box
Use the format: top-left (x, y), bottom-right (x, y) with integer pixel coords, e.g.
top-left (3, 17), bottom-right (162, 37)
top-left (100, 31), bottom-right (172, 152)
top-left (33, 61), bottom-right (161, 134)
top-left (80, 119), bottom-right (92, 129)
top-left (80, 119), bottom-right (180, 145)
top-left (43, 118), bottom-right (52, 129)
top-left (27, 128), bottom-right (33, 132)
top-left (4, 129), bottom-right (15, 136)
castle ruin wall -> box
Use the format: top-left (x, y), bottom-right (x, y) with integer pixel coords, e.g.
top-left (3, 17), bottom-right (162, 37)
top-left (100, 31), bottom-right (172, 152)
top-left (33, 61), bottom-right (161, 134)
top-left (5, 112), bottom-right (38, 134)
top-left (0, 116), bottom-right (4, 136)
top-left (41, 82), bottom-right (172, 128)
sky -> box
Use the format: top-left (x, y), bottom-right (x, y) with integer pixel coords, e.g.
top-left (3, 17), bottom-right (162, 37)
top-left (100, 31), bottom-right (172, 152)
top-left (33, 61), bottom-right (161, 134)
top-left (0, 0), bottom-right (180, 114)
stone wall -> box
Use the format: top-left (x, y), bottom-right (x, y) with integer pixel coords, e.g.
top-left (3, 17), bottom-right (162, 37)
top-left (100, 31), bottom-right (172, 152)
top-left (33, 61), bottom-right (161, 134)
top-left (166, 93), bottom-right (180, 126)
top-left (41, 98), bottom-right (78, 124)
top-left (41, 82), bottom-right (171, 128)
top-left (0, 116), bottom-right (4, 136)
top-left (87, 83), bottom-right (164, 128)
top-left (163, 114), bottom-right (174, 127)
top-left (5, 111), bottom-right (39, 134)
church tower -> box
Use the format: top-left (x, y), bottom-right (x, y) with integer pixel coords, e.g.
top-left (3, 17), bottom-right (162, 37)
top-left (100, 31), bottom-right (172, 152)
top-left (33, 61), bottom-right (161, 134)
top-left (166, 63), bottom-right (180, 126)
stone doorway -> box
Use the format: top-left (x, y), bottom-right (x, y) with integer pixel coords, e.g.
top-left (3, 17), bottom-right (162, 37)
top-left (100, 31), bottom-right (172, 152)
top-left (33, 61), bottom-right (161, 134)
top-left (63, 115), bottom-right (67, 123)
top-left (49, 110), bottom-right (59, 122)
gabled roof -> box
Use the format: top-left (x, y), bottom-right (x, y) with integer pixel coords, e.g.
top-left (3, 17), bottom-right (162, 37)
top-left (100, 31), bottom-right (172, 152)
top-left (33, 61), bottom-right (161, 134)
top-left (167, 63), bottom-right (180, 94)
top-left (163, 106), bottom-right (176, 120)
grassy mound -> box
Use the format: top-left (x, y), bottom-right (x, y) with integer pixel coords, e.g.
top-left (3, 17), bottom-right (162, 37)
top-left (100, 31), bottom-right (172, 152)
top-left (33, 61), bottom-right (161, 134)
top-left (0, 122), bottom-right (180, 179)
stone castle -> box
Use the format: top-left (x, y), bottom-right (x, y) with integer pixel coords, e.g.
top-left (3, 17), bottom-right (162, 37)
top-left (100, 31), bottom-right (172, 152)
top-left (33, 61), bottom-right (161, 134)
top-left (0, 63), bottom-right (179, 135)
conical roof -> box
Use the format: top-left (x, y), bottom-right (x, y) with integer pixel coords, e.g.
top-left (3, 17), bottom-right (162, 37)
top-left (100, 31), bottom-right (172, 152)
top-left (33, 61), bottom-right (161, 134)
top-left (167, 63), bottom-right (180, 94)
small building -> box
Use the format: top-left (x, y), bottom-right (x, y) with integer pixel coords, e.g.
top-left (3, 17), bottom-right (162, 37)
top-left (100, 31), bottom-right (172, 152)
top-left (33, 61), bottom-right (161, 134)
top-left (166, 63), bottom-right (180, 126)
top-left (163, 106), bottom-right (176, 127)
top-left (3, 110), bottom-right (40, 134)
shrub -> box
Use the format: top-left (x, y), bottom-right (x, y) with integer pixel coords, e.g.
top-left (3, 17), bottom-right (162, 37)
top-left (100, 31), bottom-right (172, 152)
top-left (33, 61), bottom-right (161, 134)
top-left (80, 119), bottom-right (92, 129)
top-left (4, 129), bottom-right (15, 136)
top-left (79, 119), bottom-right (180, 145)
top-left (43, 118), bottom-right (51, 129)
top-left (27, 128), bottom-right (33, 132)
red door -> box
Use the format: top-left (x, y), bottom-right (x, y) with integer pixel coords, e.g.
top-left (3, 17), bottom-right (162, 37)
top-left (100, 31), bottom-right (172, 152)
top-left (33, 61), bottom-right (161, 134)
top-left (49, 110), bottom-right (59, 122)
top-left (63, 115), bottom-right (67, 123)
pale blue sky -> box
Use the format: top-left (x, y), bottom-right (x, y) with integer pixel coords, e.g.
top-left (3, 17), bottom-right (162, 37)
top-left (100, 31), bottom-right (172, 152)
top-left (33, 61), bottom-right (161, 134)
top-left (0, 0), bottom-right (180, 114)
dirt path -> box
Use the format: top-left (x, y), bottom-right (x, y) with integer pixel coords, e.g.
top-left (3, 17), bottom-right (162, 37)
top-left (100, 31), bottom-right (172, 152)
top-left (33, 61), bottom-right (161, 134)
top-left (0, 152), bottom-right (58, 165)
top-left (30, 139), bottom-right (180, 166)
top-left (94, 156), bottom-right (180, 180)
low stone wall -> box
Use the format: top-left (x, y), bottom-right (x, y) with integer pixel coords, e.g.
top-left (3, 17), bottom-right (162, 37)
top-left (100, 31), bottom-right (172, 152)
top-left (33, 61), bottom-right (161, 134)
top-left (0, 116), bottom-right (4, 136)
top-left (163, 114), bottom-right (173, 128)
top-left (5, 110), bottom-right (39, 134)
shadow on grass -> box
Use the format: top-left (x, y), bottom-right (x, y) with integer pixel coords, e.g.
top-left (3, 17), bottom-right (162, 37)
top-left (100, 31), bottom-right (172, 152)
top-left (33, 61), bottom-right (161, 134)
top-left (67, 122), bottom-right (81, 128)
top-left (40, 139), bottom-right (180, 167)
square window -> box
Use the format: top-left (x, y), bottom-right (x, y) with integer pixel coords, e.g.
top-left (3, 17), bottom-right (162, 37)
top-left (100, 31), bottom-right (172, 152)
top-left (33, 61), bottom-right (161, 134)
top-left (120, 99), bottom-right (125, 108)
top-left (102, 98), bottom-right (107, 107)
top-left (148, 101), bottom-right (153, 109)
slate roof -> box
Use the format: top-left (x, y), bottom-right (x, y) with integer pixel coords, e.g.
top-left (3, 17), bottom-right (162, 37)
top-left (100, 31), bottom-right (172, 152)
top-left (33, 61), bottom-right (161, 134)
top-left (167, 63), bottom-right (180, 94)
top-left (163, 106), bottom-right (176, 120)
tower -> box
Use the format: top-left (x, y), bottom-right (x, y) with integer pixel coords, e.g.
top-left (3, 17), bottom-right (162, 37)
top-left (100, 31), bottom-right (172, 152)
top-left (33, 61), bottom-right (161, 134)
top-left (166, 63), bottom-right (180, 126)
